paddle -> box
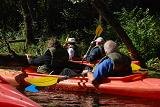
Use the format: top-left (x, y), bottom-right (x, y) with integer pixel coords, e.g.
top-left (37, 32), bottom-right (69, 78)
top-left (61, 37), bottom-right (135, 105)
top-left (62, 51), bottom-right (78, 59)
top-left (83, 15), bottom-right (103, 58)
top-left (25, 72), bottom-right (82, 87)
top-left (24, 70), bottom-right (60, 92)
top-left (131, 63), bottom-right (141, 71)
top-left (25, 84), bottom-right (39, 92)
top-left (25, 76), bottom-right (59, 87)
top-left (25, 77), bottom-right (58, 92)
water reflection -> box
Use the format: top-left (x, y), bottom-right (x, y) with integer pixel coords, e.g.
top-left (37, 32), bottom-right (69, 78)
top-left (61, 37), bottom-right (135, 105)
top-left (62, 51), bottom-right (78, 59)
top-left (25, 91), bottom-right (160, 107)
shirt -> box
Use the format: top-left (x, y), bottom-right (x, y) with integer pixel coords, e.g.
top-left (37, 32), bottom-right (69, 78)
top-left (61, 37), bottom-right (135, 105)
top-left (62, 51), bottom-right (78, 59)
top-left (93, 58), bottom-right (113, 82)
top-left (67, 47), bottom-right (75, 60)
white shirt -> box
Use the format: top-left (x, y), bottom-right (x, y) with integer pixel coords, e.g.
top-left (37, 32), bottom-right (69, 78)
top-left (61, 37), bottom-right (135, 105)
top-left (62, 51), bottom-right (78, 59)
top-left (67, 47), bottom-right (75, 60)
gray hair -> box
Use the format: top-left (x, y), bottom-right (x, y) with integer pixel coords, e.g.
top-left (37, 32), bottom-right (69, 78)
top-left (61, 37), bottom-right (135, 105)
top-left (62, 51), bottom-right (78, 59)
top-left (104, 40), bottom-right (118, 54)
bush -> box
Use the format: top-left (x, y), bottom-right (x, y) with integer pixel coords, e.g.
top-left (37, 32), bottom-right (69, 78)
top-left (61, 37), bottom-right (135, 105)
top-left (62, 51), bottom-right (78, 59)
top-left (115, 7), bottom-right (160, 61)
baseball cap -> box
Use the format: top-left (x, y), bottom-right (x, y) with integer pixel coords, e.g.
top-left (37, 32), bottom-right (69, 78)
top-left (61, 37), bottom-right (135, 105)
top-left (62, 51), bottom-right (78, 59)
top-left (95, 37), bottom-right (104, 42)
top-left (68, 38), bottom-right (76, 43)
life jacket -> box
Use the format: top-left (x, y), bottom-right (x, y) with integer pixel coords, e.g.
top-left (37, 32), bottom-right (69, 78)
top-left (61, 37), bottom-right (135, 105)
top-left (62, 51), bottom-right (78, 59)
top-left (37, 47), bottom-right (69, 74)
top-left (107, 52), bottom-right (132, 76)
top-left (48, 47), bottom-right (69, 67)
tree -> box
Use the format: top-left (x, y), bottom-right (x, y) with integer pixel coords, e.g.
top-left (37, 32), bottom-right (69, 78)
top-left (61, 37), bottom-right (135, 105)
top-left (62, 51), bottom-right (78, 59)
top-left (20, 0), bottom-right (34, 46)
top-left (92, 0), bottom-right (145, 66)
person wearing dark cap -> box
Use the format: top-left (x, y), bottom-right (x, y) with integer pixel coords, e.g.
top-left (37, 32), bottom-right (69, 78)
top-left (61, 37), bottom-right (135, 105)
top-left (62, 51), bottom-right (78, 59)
top-left (26, 37), bottom-right (69, 74)
top-left (83, 37), bottom-right (105, 71)
top-left (84, 37), bottom-right (105, 63)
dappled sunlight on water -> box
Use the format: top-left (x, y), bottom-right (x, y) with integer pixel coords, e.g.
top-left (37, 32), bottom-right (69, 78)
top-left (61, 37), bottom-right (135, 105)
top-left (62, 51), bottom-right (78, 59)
top-left (25, 90), bottom-right (160, 107)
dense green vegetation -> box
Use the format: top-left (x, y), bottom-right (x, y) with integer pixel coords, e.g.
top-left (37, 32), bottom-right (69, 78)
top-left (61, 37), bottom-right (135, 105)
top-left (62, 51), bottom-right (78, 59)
top-left (116, 8), bottom-right (160, 61)
top-left (0, 0), bottom-right (160, 72)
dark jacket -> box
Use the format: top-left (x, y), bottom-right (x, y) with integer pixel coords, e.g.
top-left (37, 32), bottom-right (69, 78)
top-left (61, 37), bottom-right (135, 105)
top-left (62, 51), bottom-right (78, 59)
top-left (86, 45), bottom-right (105, 63)
top-left (30, 47), bottom-right (69, 74)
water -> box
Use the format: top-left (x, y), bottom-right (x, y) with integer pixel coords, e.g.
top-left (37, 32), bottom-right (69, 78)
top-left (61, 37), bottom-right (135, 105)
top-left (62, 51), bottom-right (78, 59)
top-left (25, 91), bottom-right (160, 107)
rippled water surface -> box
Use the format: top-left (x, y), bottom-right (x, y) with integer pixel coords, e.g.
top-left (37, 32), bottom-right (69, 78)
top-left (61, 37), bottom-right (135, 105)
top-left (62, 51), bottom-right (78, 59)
top-left (25, 91), bottom-right (160, 107)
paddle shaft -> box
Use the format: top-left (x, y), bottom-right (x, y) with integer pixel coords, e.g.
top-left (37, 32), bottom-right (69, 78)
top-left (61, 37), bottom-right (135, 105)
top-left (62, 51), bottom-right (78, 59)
top-left (84, 36), bottom-right (97, 57)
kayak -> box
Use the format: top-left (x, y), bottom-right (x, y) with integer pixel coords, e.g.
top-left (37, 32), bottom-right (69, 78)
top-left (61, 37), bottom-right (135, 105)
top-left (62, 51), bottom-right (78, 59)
top-left (24, 71), bottom-right (160, 99)
top-left (0, 74), bottom-right (41, 107)
top-left (1, 68), bottom-right (160, 99)
top-left (0, 68), bottom-right (24, 86)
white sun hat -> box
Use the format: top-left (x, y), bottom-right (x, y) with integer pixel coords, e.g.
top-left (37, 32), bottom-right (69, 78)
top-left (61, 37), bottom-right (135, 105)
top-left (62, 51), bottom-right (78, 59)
top-left (68, 38), bottom-right (76, 43)
top-left (95, 37), bottom-right (104, 42)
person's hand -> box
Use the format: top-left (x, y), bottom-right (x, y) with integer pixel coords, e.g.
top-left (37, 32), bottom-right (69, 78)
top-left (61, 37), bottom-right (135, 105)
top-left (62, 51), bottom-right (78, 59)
top-left (25, 54), bottom-right (32, 64)
top-left (25, 54), bottom-right (32, 58)
top-left (90, 41), bottom-right (96, 46)
top-left (83, 54), bottom-right (87, 59)
top-left (81, 70), bottom-right (89, 76)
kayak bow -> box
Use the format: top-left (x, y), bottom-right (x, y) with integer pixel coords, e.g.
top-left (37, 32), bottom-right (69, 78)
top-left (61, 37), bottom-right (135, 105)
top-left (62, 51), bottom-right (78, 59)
top-left (0, 75), bottom-right (41, 107)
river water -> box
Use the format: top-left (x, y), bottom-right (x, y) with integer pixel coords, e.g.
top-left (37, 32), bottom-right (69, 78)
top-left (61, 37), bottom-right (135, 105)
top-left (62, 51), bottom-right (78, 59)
top-left (25, 90), bottom-right (160, 107)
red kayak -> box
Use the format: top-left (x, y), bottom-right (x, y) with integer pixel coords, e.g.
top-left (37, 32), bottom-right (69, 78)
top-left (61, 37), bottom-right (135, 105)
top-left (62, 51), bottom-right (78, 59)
top-left (24, 71), bottom-right (160, 99)
top-left (0, 75), bottom-right (41, 107)
top-left (1, 68), bottom-right (160, 99)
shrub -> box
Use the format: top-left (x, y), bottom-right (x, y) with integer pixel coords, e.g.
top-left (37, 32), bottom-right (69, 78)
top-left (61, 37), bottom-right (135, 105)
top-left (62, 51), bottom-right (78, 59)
top-left (115, 7), bottom-right (160, 61)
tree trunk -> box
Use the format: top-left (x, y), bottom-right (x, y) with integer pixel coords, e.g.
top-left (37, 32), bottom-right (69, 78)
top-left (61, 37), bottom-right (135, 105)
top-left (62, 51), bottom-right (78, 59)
top-left (21, 0), bottom-right (34, 46)
top-left (92, 0), bottom-right (145, 67)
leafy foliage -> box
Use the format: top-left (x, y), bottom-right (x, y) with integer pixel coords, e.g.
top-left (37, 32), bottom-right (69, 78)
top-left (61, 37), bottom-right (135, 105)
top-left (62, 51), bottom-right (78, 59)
top-left (115, 8), bottom-right (160, 61)
top-left (1, 1), bottom-right (160, 65)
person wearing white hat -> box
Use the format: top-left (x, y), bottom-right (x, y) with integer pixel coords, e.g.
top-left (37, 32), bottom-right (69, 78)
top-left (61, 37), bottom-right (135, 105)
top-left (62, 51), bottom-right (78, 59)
top-left (64, 37), bottom-right (80, 60)
top-left (95, 37), bottom-right (104, 42)
top-left (67, 38), bottom-right (76, 43)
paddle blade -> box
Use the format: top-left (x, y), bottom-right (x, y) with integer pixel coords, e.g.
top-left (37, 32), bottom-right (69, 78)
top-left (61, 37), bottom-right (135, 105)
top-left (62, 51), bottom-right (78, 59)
top-left (131, 63), bottom-right (141, 71)
top-left (95, 25), bottom-right (103, 36)
top-left (25, 85), bottom-right (39, 92)
top-left (25, 77), bottom-right (58, 86)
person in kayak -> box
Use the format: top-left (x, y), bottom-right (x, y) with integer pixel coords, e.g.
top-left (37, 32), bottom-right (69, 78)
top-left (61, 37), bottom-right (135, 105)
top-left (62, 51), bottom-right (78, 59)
top-left (26, 37), bottom-right (69, 74)
top-left (83, 37), bottom-right (105, 71)
top-left (63, 37), bottom-right (81, 60)
top-left (83, 40), bottom-right (132, 85)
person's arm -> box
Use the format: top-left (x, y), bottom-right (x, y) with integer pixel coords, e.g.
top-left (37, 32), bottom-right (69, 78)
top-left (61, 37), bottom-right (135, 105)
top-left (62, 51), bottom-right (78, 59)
top-left (30, 50), bottom-right (51, 66)
top-left (87, 72), bottom-right (95, 83)
top-left (31, 55), bottom-right (49, 66)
